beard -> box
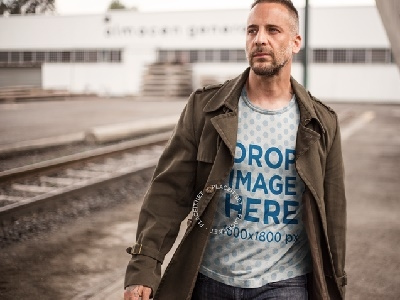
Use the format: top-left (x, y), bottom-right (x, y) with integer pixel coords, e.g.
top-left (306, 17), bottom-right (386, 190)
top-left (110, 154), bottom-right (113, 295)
top-left (248, 46), bottom-right (291, 77)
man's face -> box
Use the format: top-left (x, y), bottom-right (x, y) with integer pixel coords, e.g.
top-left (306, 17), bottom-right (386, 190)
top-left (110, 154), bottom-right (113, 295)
top-left (246, 2), bottom-right (301, 77)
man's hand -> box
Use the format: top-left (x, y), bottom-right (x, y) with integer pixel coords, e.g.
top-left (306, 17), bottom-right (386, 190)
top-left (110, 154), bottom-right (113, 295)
top-left (124, 285), bottom-right (152, 300)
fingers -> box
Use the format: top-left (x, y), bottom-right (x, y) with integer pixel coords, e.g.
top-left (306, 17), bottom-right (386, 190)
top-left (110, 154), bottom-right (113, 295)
top-left (124, 285), bottom-right (152, 300)
top-left (142, 286), bottom-right (152, 300)
top-left (124, 285), bottom-right (141, 300)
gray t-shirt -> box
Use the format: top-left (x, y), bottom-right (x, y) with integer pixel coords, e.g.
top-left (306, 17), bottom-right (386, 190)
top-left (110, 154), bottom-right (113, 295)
top-left (199, 88), bottom-right (312, 288)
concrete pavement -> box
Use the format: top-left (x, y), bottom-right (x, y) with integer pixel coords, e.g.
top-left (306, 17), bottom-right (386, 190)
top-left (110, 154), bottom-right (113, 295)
top-left (0, 98), bottom-right (186, 155)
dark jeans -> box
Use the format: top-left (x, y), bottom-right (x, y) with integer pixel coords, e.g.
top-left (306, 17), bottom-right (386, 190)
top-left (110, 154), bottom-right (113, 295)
top-left (192, 272), bottom-right (308, 300)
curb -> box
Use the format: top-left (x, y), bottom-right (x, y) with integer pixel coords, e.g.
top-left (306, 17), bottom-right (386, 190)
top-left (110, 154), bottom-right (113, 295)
top-left (85, 115), bottom-right (179, 144)
top-left (0, 115), bottom-right (180, 156)
top-left (0, 133), bottom-right (85, 156)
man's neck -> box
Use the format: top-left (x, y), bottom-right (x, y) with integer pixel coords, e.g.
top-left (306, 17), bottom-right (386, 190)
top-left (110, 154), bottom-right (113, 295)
top-left (246, 70), bottom-right (293, 110)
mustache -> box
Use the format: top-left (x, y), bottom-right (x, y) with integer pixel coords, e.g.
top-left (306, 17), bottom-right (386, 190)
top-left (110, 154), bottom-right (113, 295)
top-left (251, 47), bottom-right (274, 57)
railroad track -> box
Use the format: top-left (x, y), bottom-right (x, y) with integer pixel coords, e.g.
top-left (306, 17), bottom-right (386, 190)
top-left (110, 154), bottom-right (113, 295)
top-left (0, 131), bottom-right (172, 231)
top-left (0, 109), bottom-right (357, 234)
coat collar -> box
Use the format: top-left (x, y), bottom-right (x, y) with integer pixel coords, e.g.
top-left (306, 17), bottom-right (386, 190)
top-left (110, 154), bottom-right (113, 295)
top-left (291, 76), bottom-right (326, 134)
top-left (203, 68), bottom-right (250, 113)
top-left (203, 67), bottom-right (325, 134)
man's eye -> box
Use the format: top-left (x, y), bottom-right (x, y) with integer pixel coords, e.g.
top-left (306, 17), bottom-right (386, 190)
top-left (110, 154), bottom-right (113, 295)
top-left (269, 28), bottom-right (279, 33)
top-left (248, 29), bottom-right (257, 34)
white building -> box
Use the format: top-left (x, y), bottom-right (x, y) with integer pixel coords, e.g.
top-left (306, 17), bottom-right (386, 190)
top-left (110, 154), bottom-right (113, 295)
top-left (0, 5), bottom-right (399, 102)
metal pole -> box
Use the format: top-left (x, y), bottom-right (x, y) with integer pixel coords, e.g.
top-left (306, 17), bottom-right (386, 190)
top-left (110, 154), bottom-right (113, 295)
top-left (303, 0), bottom-right (309, 89)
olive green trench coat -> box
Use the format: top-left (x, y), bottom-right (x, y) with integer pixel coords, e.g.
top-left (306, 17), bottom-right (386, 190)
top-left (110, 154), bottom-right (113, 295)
top-left (125, 68), bottom-right (347, 300)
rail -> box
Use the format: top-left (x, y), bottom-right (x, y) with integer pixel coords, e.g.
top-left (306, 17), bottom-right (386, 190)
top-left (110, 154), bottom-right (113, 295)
top-left (0, 131), bottom-right (172, 225)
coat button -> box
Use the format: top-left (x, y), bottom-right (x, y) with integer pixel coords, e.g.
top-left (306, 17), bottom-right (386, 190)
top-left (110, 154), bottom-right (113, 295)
top-left (205, 185), bottom-right (215, 194)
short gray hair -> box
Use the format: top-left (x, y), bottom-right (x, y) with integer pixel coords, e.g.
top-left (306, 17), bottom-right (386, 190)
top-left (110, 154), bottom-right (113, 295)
top-left (250, 0), bottom-right (299, 34)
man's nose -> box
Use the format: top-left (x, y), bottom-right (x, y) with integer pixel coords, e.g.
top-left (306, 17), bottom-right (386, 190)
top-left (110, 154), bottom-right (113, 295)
top-left (254, 29), bottom-right (267, 45)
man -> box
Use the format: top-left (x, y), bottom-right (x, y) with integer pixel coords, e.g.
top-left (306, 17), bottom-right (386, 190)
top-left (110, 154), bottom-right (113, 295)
top-left (124, 0), bottom-right (347, 299)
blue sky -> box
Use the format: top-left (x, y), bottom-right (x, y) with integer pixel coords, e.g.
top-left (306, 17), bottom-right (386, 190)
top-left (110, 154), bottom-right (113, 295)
top-left (56, 0), bottom-right (376, 15)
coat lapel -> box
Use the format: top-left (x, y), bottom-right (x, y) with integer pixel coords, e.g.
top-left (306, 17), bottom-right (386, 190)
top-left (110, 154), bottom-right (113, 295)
top-left (203, 68), bottom-right (249, 158)
top-left (210, 112), bottom-right (238, 157)
top-left (291, 78), bottom-right (326, 218)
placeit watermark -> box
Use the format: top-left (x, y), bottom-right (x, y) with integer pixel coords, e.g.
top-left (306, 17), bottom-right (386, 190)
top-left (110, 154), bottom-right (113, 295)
top-left (192, 184), bottom-right (242, 235)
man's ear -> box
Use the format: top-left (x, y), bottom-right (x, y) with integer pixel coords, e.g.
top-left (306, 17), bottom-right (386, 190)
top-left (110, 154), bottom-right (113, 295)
top-left (292, 34), bottom-right (302, 54)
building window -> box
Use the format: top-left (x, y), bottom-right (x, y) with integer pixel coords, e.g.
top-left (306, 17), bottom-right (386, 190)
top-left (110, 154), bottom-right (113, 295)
top-left (74, 51), bottom-right (85, 62)
top-left (99, 50), bottom-right (111, 62)
top-left (197, 50), bottom-right (206, 62)
top-left (35, 52), bottom-right (46, 62)
top-left (189, 50), bottom-right (198, 63)
top-left (61, 51), bottom-right (71, 62)
top-left (87, 51), bottom-right (98, 62)
top-left (235, 49), bottom-right (247, 62)
top-left (158, 50), bottom-right (168, 63)
top-left (371, 48), bottom-right (388, 63)
top-left (171, 50), bottom-right (179, 63)
top-left (212, 50), bottom-right (221, 62)
top-left (174, 50), bottom-right (189, 63)
top-left (0, 52), bottom-right (8, 63)
top-left (351, 49), bottom-right (366, 63)
top-left (48, 51), bottom-right (58, 62)
top-left (156, 49), bottom-right (249, 63)
top-left (0, 49), bottom-right (122, 65)
top-left (111, 50), bottom-right (121, 62)
top-left (23, 52), bottom-right (33, 62)
top-left (313, 49), bottom-right (328, 63)
top-left (205, 50), bottom-right (214, 62)
top-left (11, 52), bottom-right (21, 63)
top-left (333, 49), bottom-right (347, 63)
top-left (220, 50), bottom-right (230, 62)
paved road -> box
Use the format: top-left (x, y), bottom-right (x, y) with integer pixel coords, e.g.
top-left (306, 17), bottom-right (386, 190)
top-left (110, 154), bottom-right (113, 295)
top-left (0, 98), bottom-right (186, 146)
top-left (335, 103), bottom-right (400, 299)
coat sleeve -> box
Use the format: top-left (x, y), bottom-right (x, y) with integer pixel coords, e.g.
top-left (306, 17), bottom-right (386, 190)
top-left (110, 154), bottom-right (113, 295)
top-left (323, 115), bottom-right (347, 296)
top-left (124, 92), bottom-right (199, 295)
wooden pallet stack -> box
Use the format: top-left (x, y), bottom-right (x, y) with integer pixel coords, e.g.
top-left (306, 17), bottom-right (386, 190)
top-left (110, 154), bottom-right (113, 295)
top-left (141, 63), bottom-right (193, 98)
